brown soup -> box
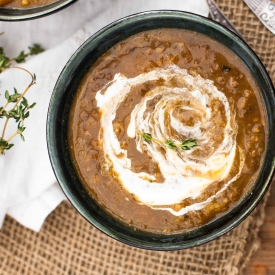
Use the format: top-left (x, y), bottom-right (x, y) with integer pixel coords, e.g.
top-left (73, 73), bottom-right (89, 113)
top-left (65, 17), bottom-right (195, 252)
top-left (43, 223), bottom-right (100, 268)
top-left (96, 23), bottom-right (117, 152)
top-left (0, 0), bottom-right (56, 8)
top-left (68, 29), bottom-right (266, 234)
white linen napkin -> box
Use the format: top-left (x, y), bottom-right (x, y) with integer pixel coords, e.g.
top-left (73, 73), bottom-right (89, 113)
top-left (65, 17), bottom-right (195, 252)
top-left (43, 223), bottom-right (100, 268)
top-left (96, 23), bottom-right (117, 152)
top-left (0, 0), bottom-right (209, 231)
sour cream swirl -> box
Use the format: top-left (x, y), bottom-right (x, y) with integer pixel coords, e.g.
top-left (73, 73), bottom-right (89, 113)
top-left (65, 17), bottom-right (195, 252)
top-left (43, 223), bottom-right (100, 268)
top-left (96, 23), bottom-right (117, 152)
top-left (96, 65), bottom-right (244, 216)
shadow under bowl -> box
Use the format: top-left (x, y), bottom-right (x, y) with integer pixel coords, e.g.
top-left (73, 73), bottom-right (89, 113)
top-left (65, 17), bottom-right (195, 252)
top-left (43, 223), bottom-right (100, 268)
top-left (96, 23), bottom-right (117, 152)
top-left (47, 10), bottom-right (275, 250)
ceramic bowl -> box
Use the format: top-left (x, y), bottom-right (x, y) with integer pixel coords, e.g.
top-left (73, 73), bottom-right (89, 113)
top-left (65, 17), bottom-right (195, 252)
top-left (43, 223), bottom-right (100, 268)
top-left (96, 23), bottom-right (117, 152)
top-left (0, 0), bottom-right (77, 21)
top-left (47, 10), bottom-right (275, 250)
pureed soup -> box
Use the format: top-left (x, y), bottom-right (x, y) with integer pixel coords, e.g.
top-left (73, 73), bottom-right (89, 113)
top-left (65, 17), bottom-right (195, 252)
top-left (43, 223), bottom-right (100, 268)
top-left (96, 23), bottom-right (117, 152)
top-left (68, 29), bottom-right (266, 234)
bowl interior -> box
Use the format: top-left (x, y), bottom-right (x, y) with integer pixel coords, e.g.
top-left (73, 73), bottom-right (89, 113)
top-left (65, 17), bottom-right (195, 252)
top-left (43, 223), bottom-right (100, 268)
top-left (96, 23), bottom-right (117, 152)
top-left (47, 11), bottom-right (275, 250)
top-left (0, 0), bottom-right (77, 21)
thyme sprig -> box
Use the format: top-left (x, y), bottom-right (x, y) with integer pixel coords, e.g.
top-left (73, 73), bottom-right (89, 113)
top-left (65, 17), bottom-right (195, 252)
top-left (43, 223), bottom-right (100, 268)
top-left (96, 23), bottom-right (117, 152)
top-left (0, 44), bottom-right (44, 73)
top-left (0, 67), bottom-right (36, 155)
top-left (138, 132), bottom-right (197, 151)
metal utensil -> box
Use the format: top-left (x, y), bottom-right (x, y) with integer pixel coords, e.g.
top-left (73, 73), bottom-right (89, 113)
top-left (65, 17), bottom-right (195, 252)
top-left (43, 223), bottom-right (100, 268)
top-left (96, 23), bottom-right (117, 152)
top-left (243, 0), bottom-right (275, 35)
top-left (206, 0), bottom-right (243, 38)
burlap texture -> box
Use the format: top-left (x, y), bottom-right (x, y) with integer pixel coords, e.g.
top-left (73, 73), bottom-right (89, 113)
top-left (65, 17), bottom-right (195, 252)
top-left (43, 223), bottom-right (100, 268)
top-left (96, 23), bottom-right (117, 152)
top-left (1, 1), bottom-right (275, 274)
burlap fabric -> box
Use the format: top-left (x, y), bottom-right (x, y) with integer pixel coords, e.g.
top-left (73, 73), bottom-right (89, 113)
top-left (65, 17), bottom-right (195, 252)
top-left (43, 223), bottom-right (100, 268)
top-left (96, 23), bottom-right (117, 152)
top-left (1, 1), bottom-right (275, 274)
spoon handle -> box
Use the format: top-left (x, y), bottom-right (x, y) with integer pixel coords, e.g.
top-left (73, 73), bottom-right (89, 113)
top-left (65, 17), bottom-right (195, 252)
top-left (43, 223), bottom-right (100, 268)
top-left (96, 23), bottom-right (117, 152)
top-left (243, 0), bottom-right (275, 35)
top-left (206, 0), bottom-right (243, 38)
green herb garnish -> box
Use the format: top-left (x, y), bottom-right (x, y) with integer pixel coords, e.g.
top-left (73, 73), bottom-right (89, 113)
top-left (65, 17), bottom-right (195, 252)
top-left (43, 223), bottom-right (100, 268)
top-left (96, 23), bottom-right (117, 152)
top-left (142, 132), bottom-right (152, 143)
top-left (0, 43), bottom-right (44, 73)
top-left (139, 132), bottom-right (197, 151)
top-left (0, 67), bottom-right (36, 155)
top-left (180, 139), bottom-right (197, 150)
top-left (166, 139), bottom-right (177, 150)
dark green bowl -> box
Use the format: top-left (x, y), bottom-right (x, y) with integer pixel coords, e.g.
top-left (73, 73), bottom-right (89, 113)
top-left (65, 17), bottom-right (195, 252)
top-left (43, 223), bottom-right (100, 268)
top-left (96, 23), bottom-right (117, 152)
top-left (47, 10), bottom-right (275, 250)
top-left (0, 0), bottom-right (77, 21)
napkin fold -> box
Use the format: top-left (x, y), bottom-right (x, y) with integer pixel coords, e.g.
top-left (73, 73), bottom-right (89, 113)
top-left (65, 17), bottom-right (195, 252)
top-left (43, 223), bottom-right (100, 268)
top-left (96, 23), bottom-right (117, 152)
top-left (0, 0), bottom-right (209, 231)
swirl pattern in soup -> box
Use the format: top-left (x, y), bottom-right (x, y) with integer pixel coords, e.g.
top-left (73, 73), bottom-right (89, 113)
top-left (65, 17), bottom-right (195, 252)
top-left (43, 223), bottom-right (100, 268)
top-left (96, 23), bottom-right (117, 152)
top-left (69, 29), bottom-right (266, 233)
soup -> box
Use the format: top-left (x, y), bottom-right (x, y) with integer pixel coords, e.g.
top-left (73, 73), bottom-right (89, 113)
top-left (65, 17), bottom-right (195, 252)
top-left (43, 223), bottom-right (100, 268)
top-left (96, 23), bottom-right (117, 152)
top-left (0, 0), bottom-right (56, 8)
top-left (68, 29), bottom-right (266, 234)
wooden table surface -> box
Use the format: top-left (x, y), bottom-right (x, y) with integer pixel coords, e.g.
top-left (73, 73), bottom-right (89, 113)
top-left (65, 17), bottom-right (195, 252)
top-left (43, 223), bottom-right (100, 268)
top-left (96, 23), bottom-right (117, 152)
top-left (244, 179), bottom-right (275, 275)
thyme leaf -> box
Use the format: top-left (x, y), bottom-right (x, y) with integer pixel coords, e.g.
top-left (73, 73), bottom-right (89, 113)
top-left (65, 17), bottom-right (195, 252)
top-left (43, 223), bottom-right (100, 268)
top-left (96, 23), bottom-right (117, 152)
top-left (142, 132), bottom-right (152, 143)
top-left (0, 138), bottom-right (14, 153)
top-left (29, 44), bottom-right (44, 55)
top-left (166, 139), bottom-right (177, 150)
top-left (180, 139), bottom-right (197, 150)
top-left (15, 51), bottom-right (29, 63)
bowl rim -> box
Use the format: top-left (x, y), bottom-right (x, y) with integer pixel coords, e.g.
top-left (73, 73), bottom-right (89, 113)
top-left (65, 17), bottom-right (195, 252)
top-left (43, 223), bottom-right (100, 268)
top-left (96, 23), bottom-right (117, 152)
top-left (47, 10), bottom-right (275, 250)
top-left (0, 0), bottom-right (77, 21)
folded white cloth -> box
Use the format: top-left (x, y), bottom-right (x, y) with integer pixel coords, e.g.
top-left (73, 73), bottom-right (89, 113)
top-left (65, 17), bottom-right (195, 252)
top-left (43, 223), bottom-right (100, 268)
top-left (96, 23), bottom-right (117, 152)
top-left (0, 0), bottom-right (209, 231)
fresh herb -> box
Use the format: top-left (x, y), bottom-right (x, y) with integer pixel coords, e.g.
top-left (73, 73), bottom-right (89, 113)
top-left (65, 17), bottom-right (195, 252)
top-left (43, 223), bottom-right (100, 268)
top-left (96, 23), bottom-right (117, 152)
top-left (0, 44), bottom-right (44, 73)
top-left (221, 65), bottom-right (231, 73)
top-left (139, 132), bottom-right (197, 151)
top-left (180, 139), bottom-right (197, 150)
top-left (142, 132), bottom-right (152, 143)
top-left (0, 67), bottom-right (36, 155)
top-left (165, 139), bottom-right (177, 150)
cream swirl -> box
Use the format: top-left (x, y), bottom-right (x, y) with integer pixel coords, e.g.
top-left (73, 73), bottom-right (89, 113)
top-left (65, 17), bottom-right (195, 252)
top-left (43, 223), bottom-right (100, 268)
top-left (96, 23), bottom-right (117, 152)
top-left (96, 65), bottom-right (243, 216)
